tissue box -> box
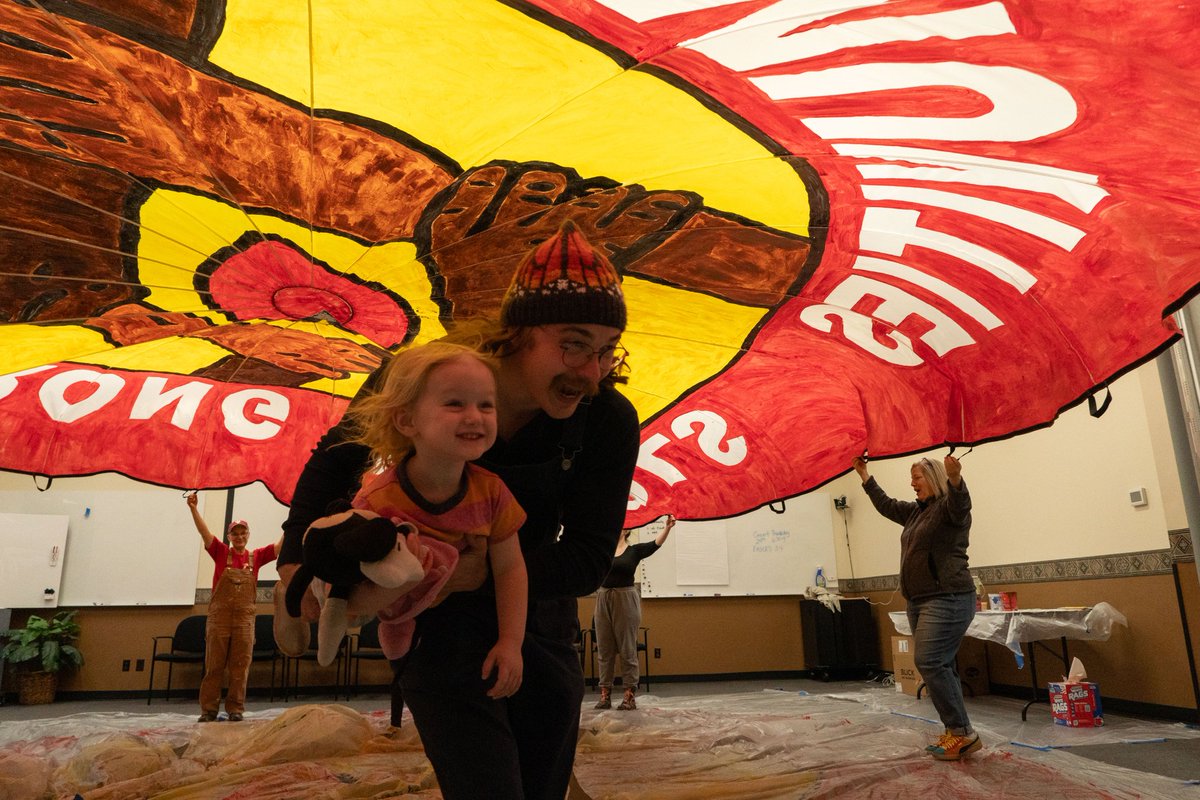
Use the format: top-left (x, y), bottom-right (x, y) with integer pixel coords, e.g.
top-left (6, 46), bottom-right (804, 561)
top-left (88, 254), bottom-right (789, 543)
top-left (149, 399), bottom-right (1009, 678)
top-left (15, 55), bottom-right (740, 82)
top-left (891, 636), bottom-right (923, 696)
top-left (1047, 681), bottom-right (1103, 727)
top-left (987, 591), bottom-right (1017, 610)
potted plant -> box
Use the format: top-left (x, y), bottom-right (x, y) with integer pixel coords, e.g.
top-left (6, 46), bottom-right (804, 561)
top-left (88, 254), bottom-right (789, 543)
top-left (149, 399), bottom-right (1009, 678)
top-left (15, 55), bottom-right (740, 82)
top-left (2, 610), bottom-right (85, 704)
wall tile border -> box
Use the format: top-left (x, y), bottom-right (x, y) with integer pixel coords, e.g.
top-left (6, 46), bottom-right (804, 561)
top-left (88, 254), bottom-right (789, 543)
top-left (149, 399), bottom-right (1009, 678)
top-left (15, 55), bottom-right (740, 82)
top-left (842, 528), bottom-right (1193, 594)
top-left (193, 532), bottom-right (1195, 602)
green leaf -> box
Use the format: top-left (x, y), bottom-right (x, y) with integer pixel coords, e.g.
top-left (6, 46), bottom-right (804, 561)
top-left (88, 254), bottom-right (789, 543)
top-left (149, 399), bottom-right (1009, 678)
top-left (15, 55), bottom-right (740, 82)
top-left (2, 610), bottom-right (83, 673)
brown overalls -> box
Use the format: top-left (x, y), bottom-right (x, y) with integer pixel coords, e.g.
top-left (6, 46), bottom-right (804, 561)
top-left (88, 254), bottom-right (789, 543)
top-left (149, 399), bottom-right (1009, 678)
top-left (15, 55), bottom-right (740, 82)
top-left (199, 549), bottom-right (257, 716)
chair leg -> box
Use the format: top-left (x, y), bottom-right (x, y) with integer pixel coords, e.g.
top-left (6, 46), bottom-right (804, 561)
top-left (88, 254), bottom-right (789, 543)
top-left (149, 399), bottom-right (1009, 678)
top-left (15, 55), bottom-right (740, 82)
top-left (642, 629), bottom-right (651, 691)
top-left (165, 663), bottom-right (174, 703)
top-left (146, 659), bottom-right (156, 705)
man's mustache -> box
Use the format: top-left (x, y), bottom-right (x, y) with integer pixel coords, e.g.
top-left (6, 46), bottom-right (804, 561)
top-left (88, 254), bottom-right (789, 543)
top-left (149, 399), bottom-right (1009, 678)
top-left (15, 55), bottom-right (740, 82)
top-left (552, 374), bottom-right (600, 398)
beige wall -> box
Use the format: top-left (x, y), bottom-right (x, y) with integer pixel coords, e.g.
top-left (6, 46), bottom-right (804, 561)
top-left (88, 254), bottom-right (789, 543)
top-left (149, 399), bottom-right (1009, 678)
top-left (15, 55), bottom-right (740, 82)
top-left (2, 603), bottom-right (356, 698)
top-left (825, 364), bottom-right (1182, 583)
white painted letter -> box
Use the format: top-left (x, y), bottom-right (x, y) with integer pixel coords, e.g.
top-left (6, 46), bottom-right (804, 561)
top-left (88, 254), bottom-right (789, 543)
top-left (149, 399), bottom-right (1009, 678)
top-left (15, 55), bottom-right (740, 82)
top-left (222, 389), bottom-right (289, 440)
top-left (682, 0), bottom-right (887, 70)
top-left (39, 369), bottom-right (125, 423)
top-left (670, 410), bottom-right (747, 466)
top-left (637, 433), bottom-right (688, 487)
top-left (688, 2), bottom-right (1011, 72)
top-left (0, 365), bottom-right (55, 401)
top-left (752, 62), bottom-right (1077, 142)
top-left (860, 206), bottom-right (1036, 292)
top-left (627, 479), bottom-right (648, 512)
top-left (837, 143), bottom-right (1108, 213)
top-left (852, 255), bottom-right (1002, 331)
top-left (800, 274), bottom-right (977, 363)
top-left (593, 0), bottom-right (737, 24)
top-left (130, 377), bottom-right (213, 430)
top-left (860, 185), bottom-right (1086, 251)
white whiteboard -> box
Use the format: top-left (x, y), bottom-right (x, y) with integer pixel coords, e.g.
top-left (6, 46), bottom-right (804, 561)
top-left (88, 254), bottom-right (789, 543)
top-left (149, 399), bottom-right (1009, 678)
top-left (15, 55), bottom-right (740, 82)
top-left (0, 475), bottom-right (201, 606)
top-left (0, 513), bottom-right (69, 608)
top-left (639, 494), bottom-right (836, 598)
top-left (225, 481), bottom-right (289, 584)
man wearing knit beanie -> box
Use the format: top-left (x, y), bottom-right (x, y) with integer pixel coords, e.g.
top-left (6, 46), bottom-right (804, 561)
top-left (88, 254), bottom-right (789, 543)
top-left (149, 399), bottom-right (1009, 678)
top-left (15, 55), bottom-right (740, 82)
top-left (277, 220), bottom-right (640, 799)
top-left (500, 219), bottom-right (627, 331)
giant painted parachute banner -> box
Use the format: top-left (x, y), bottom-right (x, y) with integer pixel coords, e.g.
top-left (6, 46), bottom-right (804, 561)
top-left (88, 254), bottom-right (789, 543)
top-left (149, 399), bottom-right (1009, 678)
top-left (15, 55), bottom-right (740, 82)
top-left (1, 0), bottom-right (1198, 526)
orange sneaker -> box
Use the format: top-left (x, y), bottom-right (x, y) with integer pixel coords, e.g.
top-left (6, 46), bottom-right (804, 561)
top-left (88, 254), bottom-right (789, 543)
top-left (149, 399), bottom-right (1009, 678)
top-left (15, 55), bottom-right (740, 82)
top-left (925, 731), bottom-right (954, 753)
top-left (929, 733), bottom-right (981, 761)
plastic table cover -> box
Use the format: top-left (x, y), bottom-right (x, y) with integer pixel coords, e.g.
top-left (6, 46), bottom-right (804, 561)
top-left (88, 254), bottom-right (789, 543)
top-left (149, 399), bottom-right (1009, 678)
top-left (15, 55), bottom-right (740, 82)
top-left (889, 602), bottom-right (1128, 665)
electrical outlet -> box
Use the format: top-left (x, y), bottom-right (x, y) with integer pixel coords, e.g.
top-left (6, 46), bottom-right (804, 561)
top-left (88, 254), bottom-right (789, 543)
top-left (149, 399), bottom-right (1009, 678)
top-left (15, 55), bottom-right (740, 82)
top-left (654, 648), bottom-right (661, 659)
top-left (122, 659), bottom-right (130, 672)
top-left (136, 659), bottom-right (145, 672)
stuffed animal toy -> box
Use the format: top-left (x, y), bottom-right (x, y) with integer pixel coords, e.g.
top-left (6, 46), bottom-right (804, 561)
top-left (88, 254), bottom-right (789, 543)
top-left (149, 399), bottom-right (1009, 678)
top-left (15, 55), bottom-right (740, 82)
top-left (285, 503), bottom-right (426, 665)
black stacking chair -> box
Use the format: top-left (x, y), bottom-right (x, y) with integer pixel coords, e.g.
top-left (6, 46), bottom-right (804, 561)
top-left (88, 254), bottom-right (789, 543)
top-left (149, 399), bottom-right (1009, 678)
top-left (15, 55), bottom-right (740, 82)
top-left (347, 617), bottom-right (389, 696)
top-left (282, 622), bottom-right (350, 700)
top-left (251, 614), bottom-right (284, 701)
top-left (147, 614), bottom-right (207, 704)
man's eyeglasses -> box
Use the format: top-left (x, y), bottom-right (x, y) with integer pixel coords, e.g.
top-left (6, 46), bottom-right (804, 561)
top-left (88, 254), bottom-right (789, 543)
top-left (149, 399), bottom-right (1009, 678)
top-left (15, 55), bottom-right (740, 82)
top-left (559, 340), bottom-right (628, 371)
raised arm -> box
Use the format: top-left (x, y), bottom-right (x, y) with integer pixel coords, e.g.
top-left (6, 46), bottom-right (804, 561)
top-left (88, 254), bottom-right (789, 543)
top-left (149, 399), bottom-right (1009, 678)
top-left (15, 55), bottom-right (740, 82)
top-left (945, 454), bottom-right (962, 487)
top-left (186, 493), bottom-right (215, 550)
top-left (654, 515), bottom-right (675, 546)
top-left (854, 457), bottom-right (917, 526)
top-left (943, 455), bottom-right (971, 525)
top-left (852, 456), bottom-right (870, 483)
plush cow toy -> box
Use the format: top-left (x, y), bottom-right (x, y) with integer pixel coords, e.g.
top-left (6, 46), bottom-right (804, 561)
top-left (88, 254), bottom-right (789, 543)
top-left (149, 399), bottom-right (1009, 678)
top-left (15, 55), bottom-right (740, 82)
top-left (284, 503), bottom-right (425, 665)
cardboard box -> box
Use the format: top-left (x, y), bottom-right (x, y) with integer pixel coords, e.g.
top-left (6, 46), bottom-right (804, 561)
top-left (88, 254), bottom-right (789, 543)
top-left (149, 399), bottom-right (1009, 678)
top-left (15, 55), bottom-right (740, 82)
top-left (956, 637), bottom-right (990, 697)
top-left (891, 635), bottom-right (990, 697)
top-left (891, 636), bottom-right (923, 696)
top-left (1047, 681), bottom-right (1104, 727)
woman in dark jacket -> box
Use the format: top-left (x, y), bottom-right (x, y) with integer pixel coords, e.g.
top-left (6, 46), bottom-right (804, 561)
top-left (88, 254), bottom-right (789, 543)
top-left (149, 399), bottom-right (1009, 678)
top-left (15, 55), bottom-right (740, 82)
top-left (853, 453), bottom-right (981, 761)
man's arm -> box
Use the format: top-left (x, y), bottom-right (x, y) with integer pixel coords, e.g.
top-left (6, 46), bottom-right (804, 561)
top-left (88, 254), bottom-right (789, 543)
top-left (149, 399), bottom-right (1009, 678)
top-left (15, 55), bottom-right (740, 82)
top-left (186, 492), bottom-right (215, 550)
top-left (523, 390), bottom-right (640, 599)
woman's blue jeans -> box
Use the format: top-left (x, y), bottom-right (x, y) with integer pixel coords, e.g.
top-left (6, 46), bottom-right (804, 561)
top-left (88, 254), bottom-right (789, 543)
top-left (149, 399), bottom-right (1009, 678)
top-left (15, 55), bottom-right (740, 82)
top-left (907, 591), bottom-right (976, 734)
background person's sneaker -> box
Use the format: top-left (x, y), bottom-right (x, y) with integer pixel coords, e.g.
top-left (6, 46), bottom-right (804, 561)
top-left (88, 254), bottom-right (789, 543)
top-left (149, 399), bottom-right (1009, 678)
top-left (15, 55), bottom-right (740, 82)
top-left (925, 731), bottom-right (954, 752)
top-left (930, 734), bottom-right (981, 761)
top-left (197, 712), bottom-right (218, 723)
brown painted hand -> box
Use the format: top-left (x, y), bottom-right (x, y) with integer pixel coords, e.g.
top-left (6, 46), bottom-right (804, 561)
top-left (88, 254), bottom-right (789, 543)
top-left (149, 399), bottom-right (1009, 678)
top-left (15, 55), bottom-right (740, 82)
top-left (420, 161), bottom-right (813, 320)
top-left (0, 3), bottom-right (452, 242)
top-left (84, 304), bottom-right (382, 380)
top-left (192, 325), bottom-right (383, 379)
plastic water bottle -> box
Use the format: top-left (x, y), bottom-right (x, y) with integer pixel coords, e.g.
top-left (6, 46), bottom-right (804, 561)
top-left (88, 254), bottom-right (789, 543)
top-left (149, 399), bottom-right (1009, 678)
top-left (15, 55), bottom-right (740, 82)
top-left (815, 566), bottom-right (826, 588)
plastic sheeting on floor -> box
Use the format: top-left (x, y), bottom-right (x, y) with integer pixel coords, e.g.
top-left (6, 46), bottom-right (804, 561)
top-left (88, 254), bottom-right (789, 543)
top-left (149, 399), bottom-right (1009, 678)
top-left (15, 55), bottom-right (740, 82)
top-left (1, 686), bottom-right (1197, 799)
